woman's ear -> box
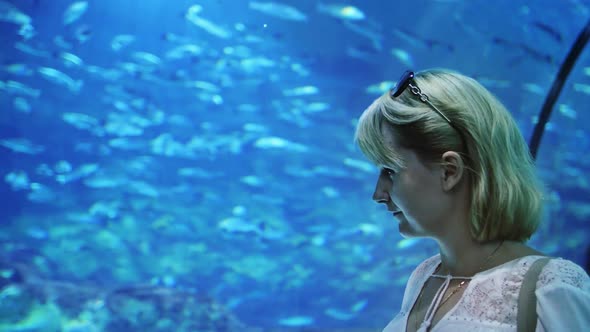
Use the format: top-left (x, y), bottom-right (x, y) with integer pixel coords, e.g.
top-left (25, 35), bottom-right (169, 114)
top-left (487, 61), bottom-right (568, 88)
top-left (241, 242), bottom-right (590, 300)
top-left (440, 151), bottom-right (465, 192)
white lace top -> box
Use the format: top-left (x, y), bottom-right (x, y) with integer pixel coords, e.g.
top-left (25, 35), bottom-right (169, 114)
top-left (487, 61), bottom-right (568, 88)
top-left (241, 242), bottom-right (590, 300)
top-left (383, 255), bottom-right (590, 331)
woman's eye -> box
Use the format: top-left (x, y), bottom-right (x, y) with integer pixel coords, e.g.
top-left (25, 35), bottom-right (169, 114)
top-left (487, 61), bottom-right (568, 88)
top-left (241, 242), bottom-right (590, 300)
top-left (383, 168), bottom-right (395, 177)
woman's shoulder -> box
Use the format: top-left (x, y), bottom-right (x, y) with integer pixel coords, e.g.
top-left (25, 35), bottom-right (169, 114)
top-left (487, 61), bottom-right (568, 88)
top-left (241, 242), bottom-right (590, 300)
top-left (397, 254), bottom-right (441, 311)
top-left (502, 252), bottom-right (589, 292)
top-left (407, 254), bottom-right (440, 282)
top-left (504, 241), bottom-right (589, 289)
top-left (534, 258), bottom-right (590, 329)
top-left (537, 257), bottom-right (590, 290)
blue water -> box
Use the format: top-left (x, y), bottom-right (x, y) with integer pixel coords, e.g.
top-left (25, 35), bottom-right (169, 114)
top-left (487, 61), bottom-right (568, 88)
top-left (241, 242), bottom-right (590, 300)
top-left (1, 0), bottom-right (589, 330)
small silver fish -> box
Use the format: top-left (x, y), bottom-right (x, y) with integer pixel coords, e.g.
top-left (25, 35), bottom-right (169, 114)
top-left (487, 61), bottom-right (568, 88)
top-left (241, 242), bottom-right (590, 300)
top-left (38, 67), bottom-right (83, 92)
top-left (111, 34), bottom-right (135, 51)
top-left (317, 3), bottom-right (365, 20)
top-left (63, 1), bottom-right (88, 25)
top-left (185, 5), bottom-right (231, 39)
top-left (3, 63), bottom-right (33, 76)
top-left (1, 80), bottom-right (41, 98)
top-left (0, 138), bottom-right (45, 154)
top-left (249, 1), bottom-right (307, 21)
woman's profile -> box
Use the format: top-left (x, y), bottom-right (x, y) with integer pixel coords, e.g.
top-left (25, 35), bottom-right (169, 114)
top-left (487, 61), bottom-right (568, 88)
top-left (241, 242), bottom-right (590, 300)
top-left (354, 69), bottom-right (590, 331)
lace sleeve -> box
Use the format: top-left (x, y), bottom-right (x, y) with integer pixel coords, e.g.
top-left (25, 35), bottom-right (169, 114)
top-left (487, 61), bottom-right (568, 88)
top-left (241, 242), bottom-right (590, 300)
top-left (535, 259), bottom-right (590, 331)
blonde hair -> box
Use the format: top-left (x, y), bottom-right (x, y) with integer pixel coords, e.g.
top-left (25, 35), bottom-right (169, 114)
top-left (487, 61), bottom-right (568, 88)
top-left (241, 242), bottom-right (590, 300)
top-left (355, 69), bottom-right (543, 242)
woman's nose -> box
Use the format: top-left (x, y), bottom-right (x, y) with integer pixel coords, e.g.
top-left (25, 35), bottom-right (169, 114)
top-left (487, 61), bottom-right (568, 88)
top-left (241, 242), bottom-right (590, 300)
top-left (372, 189), bottom-right (390, 203)
top-left (372, 177), bottom-right (391, 204)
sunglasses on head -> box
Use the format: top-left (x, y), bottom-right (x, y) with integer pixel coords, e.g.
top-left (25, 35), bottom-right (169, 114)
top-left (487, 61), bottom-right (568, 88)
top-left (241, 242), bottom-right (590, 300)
top-left (389, 70), bottom-right (452, 125)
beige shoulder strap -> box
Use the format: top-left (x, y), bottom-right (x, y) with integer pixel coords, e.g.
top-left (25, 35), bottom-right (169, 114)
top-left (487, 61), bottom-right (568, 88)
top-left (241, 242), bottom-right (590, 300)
top-left (517, 257), bottom-right (551, 332)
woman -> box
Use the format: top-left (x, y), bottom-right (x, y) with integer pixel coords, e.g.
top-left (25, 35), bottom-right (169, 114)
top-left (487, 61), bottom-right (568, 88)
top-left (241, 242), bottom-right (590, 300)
top-left (354, 69), bottom-right (590, 331)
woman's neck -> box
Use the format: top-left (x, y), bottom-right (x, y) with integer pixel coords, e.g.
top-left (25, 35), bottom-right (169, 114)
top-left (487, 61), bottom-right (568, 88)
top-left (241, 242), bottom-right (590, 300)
top-left (437, 239), bottom-right (505, 277)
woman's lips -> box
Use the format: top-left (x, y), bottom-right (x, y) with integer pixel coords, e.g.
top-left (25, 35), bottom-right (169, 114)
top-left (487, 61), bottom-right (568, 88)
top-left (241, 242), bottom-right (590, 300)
top-left (392, 210), bottom-right (403, 216)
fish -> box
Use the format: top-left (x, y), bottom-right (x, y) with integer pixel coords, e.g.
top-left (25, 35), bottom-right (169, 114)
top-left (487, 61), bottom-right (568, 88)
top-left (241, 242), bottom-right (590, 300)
top-left (240, 57), bottom-right (276, 72)
top-left (283, 85), bottom-right (319, 96)
top-left (453, 12), bottom-right (486, 40)
top-left (0, 1), bottom-right (32, 26)
top-left (249, 2), bottom-right (307, 21)
top-left (574, 83), bottom-right (590, 95)
top-left (475, 77), bottom-right (512, 89)
top-left (65, 211), bottom-right (107, 224)
top-left (317, 3), bottom-right (365, 20)
top-left (62, 112), bottom-right (101, 132)
top-left (177, 167), bottom-right (221, 179)
top-left (218, 217), bottom-right (284, 241)
top-left (531, 21), bottom-right (563, 43)
top-left (26, 227), bottom-right (48, 239)
top-left (165, 44), bottom-right (202, 60)
top-left (185, 5), bottom-right (231, 39)
top-left (132, 52), bottom-right (162, 66)
top-left (54, 35), bottom-right (73, 49)
top-left (14, 42), bottom-right (50, 58)
top-left (18, 22), bottom-right (36, 40)
top-left (58, 51), bottom-right (84, 67)
top-left (4, 171), bottom-right (30, 190)
top-left (351, 299), bottom-right (368, 312)
top-left (127, 181), bottom-right (160, 198)
top-left (346, 44), bottom-right (380, 61)
top-left (357, 223), bottom-right (383, 236)
top-left (1, 80), bottom-right (41, 98)
top-left (108, 138), bottom-right (146, 151)
top-left (13, 97), bottom-right (31, 113)
top-left (324, 308), bottom-right (356, 320)
top-left (27, 183), bottom-right (56, 203)
top-left (342, 21), bottom-right (383, 51)
top-left (392, 48), bottom-right (414, 67)
top-left (558, 104), bottom-right (577, 119)
top-left (254, 136), bottom-right (309, 152)
top-left (104, 121), bottom-right (143, 137)
top-left (74, 25), bottom-right (92, 43)
top-left (2, 63), bottom-right (34, 76)
top-left (84, 175), bottom-right (127, 189)
top-left (0, 138), bottom-right (44, 154)
top-left (393, 28), bottom-right (454, 51)
top-left (366, 81), bottom-right (395, 95)
top-left (184, 80), bottom-right (220, 93)
top-left (55, 163), bottom-right (99, 184)
top-left (305, 102), bottom-right (330, 113)
top-left (343, 158), bottom-right (374, 173)
top-left (522, 83), bottom-right (544, 95)
top-left (111, 34), bottom-right (135, 51)
top-left (519, 44), bottom-right (555, 65)
top-left (161, 32), bottom-right (192, 44)
top-left (291, 63), bottom-right (310, 77)
top-left (151, 134), bottom-right (195, 159)
top-left (89, 201), bottom-right (120, 219)
top-left (54, 160), bottom-right (72, 173)
top-left (277, 315), bottom-right (314, 327)
top-left (38, 67), bottom-right (83, 92)
top-left (218, 217), bottom-right (260, 234)
top-left (241, 175), bottom-right (264, 187)
top-left (63, 1), bottom-right (88, 25)
top-left (185, 4), bottom-right (203, 19)
top-left (492, 37), bottom-right (555, 66)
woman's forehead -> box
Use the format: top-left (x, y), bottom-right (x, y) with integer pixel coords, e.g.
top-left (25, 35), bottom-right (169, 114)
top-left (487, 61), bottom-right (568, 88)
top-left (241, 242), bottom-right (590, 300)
top-left (379, 123), bottom-right (412, 168)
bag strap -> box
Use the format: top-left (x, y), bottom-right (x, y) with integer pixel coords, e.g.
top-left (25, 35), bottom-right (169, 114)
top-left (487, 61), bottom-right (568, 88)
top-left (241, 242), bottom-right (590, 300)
top-left (517, 257), bottom-right (552, 332)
